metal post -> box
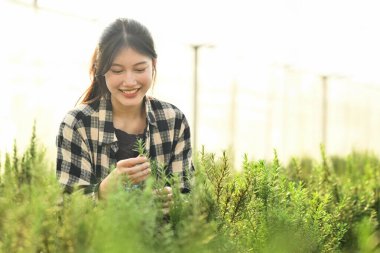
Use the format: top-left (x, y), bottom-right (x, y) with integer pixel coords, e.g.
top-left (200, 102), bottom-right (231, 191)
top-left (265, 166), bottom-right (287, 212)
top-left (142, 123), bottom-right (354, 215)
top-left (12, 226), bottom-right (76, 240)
top-left (191, 45), bottom-right (200, 155)
top-left (190, 44), bottom-right (213, 156)
top-left (321, 75), bottom-right (328, 147)
top-left (229, 80), bottom-right (237, 166)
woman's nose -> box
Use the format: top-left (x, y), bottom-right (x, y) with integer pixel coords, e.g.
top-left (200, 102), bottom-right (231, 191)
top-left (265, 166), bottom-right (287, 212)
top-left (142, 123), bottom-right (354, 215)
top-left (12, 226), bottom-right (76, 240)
top-left (123, 72), bottom-right (137, 85)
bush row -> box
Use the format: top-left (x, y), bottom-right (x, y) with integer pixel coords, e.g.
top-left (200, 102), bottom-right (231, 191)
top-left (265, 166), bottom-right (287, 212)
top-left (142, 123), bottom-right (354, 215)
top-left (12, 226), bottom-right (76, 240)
top-left (0, 129), bottom-right (380, 252)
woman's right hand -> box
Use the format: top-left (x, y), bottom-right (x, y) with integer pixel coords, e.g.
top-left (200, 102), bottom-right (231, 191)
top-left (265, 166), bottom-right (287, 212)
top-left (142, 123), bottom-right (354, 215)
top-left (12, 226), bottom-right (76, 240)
top-left (99, 156), bottom-right (150, 199)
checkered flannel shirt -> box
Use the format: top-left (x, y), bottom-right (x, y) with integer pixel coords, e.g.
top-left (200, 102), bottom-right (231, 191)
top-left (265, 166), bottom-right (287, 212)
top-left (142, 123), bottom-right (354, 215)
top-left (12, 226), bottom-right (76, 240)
top-left (56, 95), bottom-right (193, 198)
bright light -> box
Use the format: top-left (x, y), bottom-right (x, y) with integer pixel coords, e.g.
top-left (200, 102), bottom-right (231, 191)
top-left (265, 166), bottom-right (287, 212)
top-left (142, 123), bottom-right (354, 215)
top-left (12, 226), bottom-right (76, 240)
top-left (2, 0), bottom-right (380, 164)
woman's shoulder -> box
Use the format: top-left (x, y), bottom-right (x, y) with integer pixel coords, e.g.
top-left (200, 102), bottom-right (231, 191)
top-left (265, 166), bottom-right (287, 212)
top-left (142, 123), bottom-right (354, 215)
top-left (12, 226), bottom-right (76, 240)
top-left (61, 101), bottom-right (100, 128)
top-left (146, 96), bottom-right (186, 120)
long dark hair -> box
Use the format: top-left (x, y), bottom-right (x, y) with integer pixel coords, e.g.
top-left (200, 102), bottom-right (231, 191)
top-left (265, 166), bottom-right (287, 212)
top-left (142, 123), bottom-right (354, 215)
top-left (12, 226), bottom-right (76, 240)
top-left (81, 18), bottom-right (157, 104)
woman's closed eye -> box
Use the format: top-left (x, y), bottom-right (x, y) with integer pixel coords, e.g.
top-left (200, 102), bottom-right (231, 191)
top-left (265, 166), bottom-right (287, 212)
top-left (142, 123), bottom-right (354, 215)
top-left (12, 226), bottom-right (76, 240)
top-left (135, 68), bottom-right (147, 73)
top-left (109, 68), bottom-right (147, 74)
top-left (110, 69), bottom-right (125, 74)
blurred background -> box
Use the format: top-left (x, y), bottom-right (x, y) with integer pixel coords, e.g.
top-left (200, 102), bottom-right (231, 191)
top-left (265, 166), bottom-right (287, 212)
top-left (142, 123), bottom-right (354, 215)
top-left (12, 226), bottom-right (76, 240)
top-left (1, 0), bottom-right (380, 168)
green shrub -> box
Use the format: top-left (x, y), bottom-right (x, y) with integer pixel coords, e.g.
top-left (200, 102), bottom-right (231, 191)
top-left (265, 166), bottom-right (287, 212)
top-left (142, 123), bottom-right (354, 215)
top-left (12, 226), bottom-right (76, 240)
top-left (0, 128), bottom-right (380, 253)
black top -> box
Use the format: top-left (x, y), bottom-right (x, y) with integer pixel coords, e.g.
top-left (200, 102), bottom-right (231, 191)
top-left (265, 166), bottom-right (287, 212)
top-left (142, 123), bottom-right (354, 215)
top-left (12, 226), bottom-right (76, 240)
top-left (114, 128), bottom-right (145, 162)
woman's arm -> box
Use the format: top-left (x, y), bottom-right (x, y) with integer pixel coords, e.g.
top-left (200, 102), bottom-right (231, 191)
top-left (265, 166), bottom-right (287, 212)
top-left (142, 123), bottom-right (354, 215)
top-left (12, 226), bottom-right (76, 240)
top-left (56, 121), bottom-right (98, 198)
top-left (168, 115), bottom-right (194, 193)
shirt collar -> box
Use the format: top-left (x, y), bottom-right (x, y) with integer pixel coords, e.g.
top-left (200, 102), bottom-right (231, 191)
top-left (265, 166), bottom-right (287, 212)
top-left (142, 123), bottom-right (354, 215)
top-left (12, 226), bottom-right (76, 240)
top-left (145, 96), bottom-right (157, 127)
top-left (98, 94), bottom-right (116, 145)
top-left (98, 94), bottom-right (157, 145)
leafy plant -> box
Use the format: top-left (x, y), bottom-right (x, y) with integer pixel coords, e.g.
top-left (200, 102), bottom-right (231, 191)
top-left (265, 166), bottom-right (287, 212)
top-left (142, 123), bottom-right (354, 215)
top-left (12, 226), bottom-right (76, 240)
top-left (1, 127), bottom-right (380, 252)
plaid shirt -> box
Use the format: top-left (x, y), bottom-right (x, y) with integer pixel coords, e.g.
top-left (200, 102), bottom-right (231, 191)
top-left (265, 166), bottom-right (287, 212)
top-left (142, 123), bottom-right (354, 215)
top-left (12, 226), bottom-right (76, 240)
top-left (56, 95), bottom-right (193, 198)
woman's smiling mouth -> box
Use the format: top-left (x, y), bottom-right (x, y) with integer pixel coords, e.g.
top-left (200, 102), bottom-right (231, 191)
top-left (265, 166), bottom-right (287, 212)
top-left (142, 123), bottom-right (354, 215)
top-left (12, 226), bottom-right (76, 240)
top-left (119, 88), bottom-right (140, 98)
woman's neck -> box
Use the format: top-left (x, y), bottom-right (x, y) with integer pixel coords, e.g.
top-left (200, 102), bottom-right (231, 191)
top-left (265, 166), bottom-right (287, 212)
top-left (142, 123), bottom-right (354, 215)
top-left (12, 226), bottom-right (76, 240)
top-left (111, 99), bottom-right (146, 134)
top-left (113, 104), bottom-right (144, 119)
top-left (111, 95), bottom-right (145, 117)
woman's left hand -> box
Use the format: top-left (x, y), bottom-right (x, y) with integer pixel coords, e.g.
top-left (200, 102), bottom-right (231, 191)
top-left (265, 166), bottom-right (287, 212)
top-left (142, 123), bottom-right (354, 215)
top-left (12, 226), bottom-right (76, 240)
top-left (155, 186), bottom-right (173, 214)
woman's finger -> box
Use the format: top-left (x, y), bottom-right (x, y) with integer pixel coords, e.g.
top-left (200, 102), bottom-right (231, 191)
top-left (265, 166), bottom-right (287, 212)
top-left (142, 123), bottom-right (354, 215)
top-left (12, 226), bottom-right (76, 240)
top-left (129, 168), bottom-right (151, 181)
top-left (116, 156), bottom-right (148, 168)
top-left (161, 198), bottom-right (174, 208)
top-left (164, 186), bottom-right (172, 194)
top-left (117, 162), bottom-right (150, 175)
top-left (126, 162), bottom-right (150, 175)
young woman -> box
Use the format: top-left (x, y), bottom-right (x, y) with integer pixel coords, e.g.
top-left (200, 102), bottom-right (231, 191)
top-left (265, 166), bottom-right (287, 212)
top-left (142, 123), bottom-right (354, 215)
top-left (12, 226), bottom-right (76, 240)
top-left (56, 18), bottom-right (193, 202)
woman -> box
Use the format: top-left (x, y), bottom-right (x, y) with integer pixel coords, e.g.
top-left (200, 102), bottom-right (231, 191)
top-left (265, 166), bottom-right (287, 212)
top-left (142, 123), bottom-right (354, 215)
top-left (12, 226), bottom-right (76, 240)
top-left (56, 18), bottom-right (193, 203)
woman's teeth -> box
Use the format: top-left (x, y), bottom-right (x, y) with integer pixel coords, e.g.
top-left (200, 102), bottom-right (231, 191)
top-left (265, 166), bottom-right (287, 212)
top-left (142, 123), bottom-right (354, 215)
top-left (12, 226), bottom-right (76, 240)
top-left (121, 89), bottom-right (138, 94)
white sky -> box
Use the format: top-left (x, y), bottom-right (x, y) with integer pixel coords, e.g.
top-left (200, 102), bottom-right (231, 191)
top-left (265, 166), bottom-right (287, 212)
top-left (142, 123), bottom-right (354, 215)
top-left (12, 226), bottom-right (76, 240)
top-left (90, 0), bottom-right (380, 83)
top-left (1, 0), bottom-right (380, 161)
top-left (3, 0), bottom-right (380, 83)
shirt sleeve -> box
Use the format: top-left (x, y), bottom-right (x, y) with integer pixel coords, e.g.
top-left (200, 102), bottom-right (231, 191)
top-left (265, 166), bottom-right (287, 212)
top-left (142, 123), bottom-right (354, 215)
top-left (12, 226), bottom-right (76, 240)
top-left (56, 121), bottom-right (99, 199)
top-left (168, 115), bottom-right (194, 193)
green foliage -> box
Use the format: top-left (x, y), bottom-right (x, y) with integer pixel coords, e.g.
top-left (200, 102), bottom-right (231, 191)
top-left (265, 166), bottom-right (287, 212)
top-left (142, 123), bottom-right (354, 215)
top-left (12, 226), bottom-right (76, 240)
top-left (1, 128), bottom-right (380, 253)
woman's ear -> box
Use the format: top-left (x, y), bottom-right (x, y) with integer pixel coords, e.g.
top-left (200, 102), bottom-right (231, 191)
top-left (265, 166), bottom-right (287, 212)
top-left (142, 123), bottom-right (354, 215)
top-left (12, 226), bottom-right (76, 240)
top-left (152, 59), bottom-right (157, 73)
top-left (152, 59), bottom-right (157, 79)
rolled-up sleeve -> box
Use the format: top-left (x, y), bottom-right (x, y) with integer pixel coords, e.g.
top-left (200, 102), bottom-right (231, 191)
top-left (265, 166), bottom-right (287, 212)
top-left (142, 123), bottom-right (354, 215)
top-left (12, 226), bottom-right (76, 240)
top-left (169, 116), bottom-right (194, 193)
top-left (56, 121), bottom-right (98, 197)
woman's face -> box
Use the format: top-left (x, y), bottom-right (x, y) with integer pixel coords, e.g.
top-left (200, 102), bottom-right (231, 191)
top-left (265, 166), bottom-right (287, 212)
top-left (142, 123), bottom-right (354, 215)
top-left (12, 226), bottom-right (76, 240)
top-left (104, 47), bottom-right (154, 110)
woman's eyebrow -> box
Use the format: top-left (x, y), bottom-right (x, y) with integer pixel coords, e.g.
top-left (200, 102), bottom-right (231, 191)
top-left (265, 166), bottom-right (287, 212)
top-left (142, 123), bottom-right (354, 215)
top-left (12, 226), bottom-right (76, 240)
top-left (133, 61), bottom-right (148, 66)
top-left (111, 61), bottom-right (148, 67)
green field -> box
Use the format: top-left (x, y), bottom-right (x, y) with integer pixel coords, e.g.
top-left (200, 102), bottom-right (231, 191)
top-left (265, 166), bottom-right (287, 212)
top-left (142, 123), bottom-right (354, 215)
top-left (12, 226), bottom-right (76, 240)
top-left (1, 128), bottom-right (379, 253)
